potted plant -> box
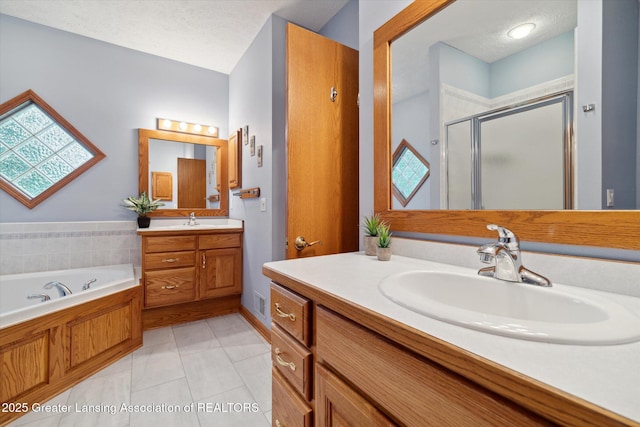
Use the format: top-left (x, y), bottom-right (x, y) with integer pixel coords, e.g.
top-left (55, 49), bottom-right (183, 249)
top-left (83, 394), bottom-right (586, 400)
top-left (376, 223), bottom-right (392, 261)
top-left (362, 213), bottom-right (383, 256)
top-left (122, 191), bottom-right (164, 228)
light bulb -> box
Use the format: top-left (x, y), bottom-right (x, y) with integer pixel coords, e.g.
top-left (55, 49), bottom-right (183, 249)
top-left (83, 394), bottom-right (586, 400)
top-left (193, 124), bottom-right (202, 132)
top-left (162, 119), bottom-right (172, 129)
top-left (207, 126), bottom-right (217, 135)
top-left (179, 122), bottom-right (187, 131)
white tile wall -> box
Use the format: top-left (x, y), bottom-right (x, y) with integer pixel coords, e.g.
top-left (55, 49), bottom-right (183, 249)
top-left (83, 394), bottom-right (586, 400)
top-left (0, 221), bottom-right (141, 275)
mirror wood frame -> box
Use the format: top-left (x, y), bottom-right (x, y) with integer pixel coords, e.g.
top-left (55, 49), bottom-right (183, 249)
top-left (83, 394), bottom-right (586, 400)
top-left (373, 0), bottom-right (640, 251)
top-left (138, 128), bottom-right (229, 217)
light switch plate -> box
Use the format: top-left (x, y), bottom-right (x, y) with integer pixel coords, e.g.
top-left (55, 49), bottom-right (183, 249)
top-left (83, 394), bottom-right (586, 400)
top-left (260, 198), bottom-right (267, 212)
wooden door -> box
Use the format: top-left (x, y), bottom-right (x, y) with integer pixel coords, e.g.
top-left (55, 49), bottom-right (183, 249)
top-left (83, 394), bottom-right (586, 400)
top-left (177, 157), bottom-right (206, 208)
top-left (286, 23), bottom-right (359, 259)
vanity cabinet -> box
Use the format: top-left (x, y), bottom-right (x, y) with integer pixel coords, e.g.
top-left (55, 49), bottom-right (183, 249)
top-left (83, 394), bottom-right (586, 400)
top-left (270, 283), bottom-right (313, 427)
top-left (139, 228), bottom-right (242, 328)
top-left (264, 266), bottom-right (635, 427)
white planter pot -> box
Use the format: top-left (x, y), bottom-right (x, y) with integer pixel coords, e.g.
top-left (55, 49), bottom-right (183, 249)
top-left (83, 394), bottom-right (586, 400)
top-left (364, 235), bottom-right (378, 256)
top-left (377, 247), bottom-right (392, 261)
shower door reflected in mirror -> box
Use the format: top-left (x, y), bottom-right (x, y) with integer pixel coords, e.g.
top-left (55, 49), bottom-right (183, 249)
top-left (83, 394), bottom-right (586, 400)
top-left (446, 93), bottom-right (572, 210)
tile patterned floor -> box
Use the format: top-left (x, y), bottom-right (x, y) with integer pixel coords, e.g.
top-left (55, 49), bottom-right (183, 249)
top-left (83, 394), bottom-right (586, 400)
top-left (8, 313), bottom-right (272, 427)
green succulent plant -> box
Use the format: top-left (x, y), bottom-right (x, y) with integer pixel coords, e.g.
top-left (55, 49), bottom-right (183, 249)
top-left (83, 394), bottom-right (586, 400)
top-left (363, 213), bottom-right (384, 237)
top-left (122, 192), bottom-right (164, 216)
top-left (377, 223), bottom-right (392, 248)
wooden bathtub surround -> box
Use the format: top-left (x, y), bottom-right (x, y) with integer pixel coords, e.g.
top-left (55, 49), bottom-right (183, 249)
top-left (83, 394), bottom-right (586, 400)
top-left (0, 286), bottom-right (142, 426)
top-left (264, 267), bottom-right (638, 427)
top-left (138, 227), bottom-right (243, 329)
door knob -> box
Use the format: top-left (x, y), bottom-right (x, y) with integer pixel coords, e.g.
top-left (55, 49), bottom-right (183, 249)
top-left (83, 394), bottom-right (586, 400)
top-left (294, 236), bottom-right (321, 251)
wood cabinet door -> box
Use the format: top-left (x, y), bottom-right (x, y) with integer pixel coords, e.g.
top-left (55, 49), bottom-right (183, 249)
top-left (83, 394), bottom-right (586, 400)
top-left (199, 247), bottom-right (242, 299)
top-left (316, 363), bottom-right (395, 427)
top-left (228, 129), bottom-right (241, 189)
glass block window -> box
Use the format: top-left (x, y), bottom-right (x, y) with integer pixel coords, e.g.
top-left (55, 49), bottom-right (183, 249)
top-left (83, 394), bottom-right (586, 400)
top-left (392, 139), bottom-right (430, 207)
top-left (0, 90), bottom-right (105, 208)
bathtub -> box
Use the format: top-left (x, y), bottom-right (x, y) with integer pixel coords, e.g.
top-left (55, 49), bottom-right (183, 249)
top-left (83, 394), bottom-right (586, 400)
top-left (0, 264), bottom-right (143, 425)
top-left (0, 264), bottom-right (137, 328)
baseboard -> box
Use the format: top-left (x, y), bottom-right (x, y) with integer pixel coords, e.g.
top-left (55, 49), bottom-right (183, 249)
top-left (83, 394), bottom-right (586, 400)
top-left (142, 295), bottom-right (241, 330)
top-left (240, 304), bottom-right (271, 344)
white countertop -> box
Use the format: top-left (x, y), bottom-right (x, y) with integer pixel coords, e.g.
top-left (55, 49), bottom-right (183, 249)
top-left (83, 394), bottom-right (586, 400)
top-left (137, 218), bottom-right (243, 232)
top-left (264, 252), bottom-right (640, 422)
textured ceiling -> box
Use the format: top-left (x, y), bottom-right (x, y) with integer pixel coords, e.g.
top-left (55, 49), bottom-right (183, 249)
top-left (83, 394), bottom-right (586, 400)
top-left (393, 0), bottom-right (577, 102)
top-left (0, 0), bottom-right (349, 74)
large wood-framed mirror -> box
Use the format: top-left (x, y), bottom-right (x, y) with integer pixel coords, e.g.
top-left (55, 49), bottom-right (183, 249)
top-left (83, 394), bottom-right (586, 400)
top-left (138, 128), bottom-right (229, 217)
top-left (374, 0), bottom-right (640, 251)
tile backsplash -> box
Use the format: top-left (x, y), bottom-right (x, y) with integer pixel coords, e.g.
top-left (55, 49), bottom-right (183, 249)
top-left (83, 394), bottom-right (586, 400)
top-left (0, 221), bottom-right (140, 275)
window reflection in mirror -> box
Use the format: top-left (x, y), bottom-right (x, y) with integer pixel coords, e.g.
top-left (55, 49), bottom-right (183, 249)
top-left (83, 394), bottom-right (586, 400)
top-left (390, 0), bottom-right (638, 210)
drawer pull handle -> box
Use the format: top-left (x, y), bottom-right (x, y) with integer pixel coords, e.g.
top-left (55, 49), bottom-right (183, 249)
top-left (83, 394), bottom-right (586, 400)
top-left (161, 285), bottom-right (180, 290)
top-left (274, 303), bottom-right (296, 321)
top-left (161, 258), bottom-right (178, 263)
top-left (202, 253), bottom-right (206, 269)
top-left (275, 420), bottom-right (283, 427)
top-left (274, 348), bottom-right (296, 371)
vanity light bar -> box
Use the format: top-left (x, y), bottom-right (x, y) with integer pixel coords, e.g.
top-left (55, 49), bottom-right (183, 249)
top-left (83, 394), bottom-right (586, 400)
top-left (156, 118), bottom-right (219, 138)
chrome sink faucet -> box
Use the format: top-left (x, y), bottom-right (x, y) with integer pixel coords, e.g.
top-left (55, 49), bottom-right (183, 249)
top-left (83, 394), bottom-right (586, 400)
top-left (44, 281), bottom-right (73, 296)
top-left (186, 212), bottom-right (199, 226)
top-left (477, 224), bottom-right (551, 287)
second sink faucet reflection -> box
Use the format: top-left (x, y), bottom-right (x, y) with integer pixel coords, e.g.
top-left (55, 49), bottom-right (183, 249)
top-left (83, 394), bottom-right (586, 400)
top-left (477, 224), bottom-right (551, 287)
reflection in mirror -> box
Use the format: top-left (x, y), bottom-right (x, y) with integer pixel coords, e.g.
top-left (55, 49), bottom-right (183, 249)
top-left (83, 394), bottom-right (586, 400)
top-left (390, 0), bottom-right (638, 210)
top-left (148, 139), bottom-right (219, 209)
top-left (138, 128), bottom-right (228, 217)
top-left (373, 0), bottom-right (640, 250)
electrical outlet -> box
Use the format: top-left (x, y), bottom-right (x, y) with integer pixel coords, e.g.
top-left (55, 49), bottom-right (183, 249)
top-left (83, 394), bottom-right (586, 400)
top-left (260, 198), bottom-right (267, 212)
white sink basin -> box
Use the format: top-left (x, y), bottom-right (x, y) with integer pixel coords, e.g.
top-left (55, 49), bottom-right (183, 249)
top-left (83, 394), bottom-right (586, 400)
top-left (379, 271), bottom-right (640, 345)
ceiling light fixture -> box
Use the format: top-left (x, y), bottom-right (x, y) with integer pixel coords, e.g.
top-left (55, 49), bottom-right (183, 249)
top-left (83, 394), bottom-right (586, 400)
top-left (507, 23), bottom-right (536, 40)
top-left (156, 118), bottom-right (219, 138)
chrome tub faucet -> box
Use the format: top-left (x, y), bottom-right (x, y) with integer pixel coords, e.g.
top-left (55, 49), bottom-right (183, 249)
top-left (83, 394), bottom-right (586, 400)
top-left (44, 281), bottom-right (73, 296)
top-left (477, 224), bottom-right (551, 287)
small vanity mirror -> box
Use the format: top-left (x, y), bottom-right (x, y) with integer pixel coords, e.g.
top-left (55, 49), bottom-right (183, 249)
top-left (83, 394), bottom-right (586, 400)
top-left (139, 128), bottom-right (229, 217)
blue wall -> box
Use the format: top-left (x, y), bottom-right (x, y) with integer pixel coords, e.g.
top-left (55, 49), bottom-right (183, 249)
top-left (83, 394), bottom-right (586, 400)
top-left (491, 31), bottom-right (574, 97)
top-left (602, 0), bottom-right (638, 209)
top-left (0, 14), bottom-right (229, 222)
top-left (319, 0), bottom-right (359, 50)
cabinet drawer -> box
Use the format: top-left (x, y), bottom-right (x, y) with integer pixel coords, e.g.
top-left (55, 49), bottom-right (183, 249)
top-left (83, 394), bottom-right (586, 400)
top-left (144, 236), bottom-right (196, 253)
top-left (144, 251), bottom-right (195, 270)
top-left (199, 233), bottom-right (241, 249)
top-left (145, 267), bottom-right (196, 308)
top-left (270, 284), bottom-right (311, 346)
top-left (316, 307), bottom-right (548, 426)
top-left (272, 324), bottom-right (313, 400)
top-left (272, 367), bottom-right (312, 427)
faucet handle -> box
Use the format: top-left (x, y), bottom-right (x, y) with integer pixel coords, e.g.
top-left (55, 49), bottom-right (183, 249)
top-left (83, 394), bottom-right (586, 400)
top-left (486, 224), bottom-right (519, 249)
